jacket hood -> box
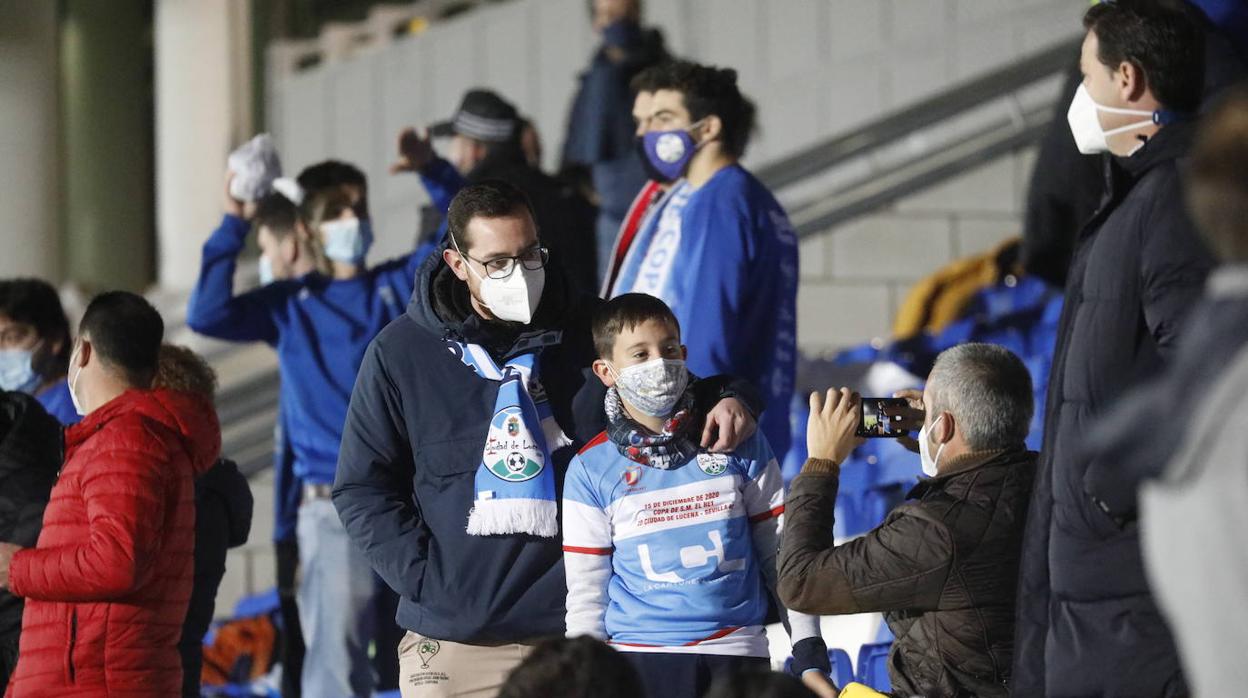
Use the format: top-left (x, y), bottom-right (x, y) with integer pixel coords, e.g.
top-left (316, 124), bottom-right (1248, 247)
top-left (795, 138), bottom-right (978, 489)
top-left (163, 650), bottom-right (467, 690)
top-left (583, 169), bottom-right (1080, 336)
top-left (199, 458), bottom-right (254, 548)
top-left (68, 388), bottom-right (221, 477)
top-left (0, 391), bottom-right (63, 480)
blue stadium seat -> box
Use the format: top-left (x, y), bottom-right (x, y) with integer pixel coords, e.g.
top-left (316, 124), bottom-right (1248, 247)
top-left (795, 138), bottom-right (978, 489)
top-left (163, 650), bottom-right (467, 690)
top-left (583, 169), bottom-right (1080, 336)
top-left (856, 642), bottom-right (893, 693)
top-left (829, 648), bottom-right (855, 688)
top-left (782, 395), bottom-right (811, 484)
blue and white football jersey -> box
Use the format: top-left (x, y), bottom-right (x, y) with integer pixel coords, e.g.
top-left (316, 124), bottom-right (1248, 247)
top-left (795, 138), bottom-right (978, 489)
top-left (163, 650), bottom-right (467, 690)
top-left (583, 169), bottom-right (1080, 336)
top-left (562, 431), bottom-right (785, 655)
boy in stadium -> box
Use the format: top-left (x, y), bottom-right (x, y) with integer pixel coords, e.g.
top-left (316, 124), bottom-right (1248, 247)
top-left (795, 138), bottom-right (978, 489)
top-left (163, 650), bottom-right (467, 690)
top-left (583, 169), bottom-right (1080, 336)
top-left (562, 293), bottom-right (833, 698)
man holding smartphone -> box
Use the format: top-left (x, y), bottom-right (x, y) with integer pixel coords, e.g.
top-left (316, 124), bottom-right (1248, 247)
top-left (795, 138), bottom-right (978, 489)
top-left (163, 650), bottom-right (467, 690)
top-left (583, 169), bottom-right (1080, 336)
top-left (776, 343), bottom-right (1037, 698)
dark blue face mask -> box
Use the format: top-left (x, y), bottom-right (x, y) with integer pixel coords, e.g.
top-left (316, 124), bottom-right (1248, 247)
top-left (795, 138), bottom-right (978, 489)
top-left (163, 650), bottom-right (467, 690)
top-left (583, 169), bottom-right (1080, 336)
top-left (636, 123), bottom-right (703, 183)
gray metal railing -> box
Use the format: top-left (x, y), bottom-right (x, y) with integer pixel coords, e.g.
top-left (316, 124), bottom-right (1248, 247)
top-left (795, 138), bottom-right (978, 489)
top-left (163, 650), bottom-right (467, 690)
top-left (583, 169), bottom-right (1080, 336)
top-left (759, 37), bottom-right (1079, 237)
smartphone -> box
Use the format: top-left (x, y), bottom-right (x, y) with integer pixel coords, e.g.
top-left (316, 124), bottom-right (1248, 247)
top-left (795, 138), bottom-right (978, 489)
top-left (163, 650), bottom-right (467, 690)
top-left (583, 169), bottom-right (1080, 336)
top-left (856, 397), bottom-right (911, 438)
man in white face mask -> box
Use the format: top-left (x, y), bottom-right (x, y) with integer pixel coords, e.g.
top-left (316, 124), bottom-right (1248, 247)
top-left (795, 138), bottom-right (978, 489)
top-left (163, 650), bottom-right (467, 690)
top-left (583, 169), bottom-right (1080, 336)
top-left (1016, 4), bottom-right (1214, 697)
top-left (777, 343), bottom-right (1036, 698)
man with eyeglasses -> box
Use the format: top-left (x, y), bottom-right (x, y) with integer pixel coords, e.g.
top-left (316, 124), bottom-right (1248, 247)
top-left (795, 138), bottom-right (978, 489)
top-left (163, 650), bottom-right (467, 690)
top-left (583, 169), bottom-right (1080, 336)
top-left (332, 180), bottom-right (763, 698)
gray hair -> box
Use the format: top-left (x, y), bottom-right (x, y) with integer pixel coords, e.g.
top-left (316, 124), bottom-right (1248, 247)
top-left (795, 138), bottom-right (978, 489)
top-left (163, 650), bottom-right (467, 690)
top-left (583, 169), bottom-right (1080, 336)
top-left (927, 343), bottom-right (1034, 451)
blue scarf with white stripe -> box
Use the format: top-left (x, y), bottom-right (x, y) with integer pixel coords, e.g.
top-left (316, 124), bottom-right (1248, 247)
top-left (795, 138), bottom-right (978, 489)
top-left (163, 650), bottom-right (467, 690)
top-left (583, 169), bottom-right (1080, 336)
top-left (447, 340), bottom-right (569, 537)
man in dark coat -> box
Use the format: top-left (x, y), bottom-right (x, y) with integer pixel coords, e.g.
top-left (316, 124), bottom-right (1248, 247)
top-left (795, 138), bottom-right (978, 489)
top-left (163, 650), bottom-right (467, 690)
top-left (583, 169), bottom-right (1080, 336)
top-left (1014, 4), bottom-right (1214, 696)
top-left (561, 0), bottom-right (670, 282)
top-left (778, 344), bottom-right (1036, 698)
top-left (1020, 0), bottom-right (1245, 289)
top-left (0, 391), bottom-right (61, 687)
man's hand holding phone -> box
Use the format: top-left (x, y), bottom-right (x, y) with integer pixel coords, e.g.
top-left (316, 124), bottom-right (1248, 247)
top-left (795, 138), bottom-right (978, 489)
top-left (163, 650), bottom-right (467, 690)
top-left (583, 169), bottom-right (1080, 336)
top-left (807, 387), bottom-right (865, 464)
top-left (890, 388), bottom-right (926, 453)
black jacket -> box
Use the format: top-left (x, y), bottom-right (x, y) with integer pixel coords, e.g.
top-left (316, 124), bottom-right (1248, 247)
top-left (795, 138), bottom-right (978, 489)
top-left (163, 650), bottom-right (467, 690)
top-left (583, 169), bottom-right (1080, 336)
top-left (1083, 268), bottom-right (1248, 514)
top-left (778, 449), bottom-right (1036, 698)
top-left (1014, 122), bottom-right (1214, 697)
top-left (469, 149), bottom-right (598, 298)
top-left (0, 391), bottom-right (62, 684)
top-left (1021, 23), bottom-right (1244, 289)
top-left (333, 251), bottom-right (758, 644)
top-left (179, 458), bottom-right (254, 698)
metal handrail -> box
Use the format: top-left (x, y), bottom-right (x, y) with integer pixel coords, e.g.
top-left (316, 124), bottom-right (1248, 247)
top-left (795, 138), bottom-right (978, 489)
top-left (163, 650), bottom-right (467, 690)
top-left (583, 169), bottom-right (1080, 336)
top-left (755, 37), bottom-right (1080, 192)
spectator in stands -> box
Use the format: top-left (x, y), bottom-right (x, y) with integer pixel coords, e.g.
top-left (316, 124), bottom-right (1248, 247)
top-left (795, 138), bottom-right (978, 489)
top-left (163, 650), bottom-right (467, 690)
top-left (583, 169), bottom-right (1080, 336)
top-left (0, 391), bottom-right (61, 688)
top-left (607, 60), bottom-right (799, 464)
top-left (0, 292), bottom-right (219, 695)
top-left (497, 636), bottom-right (643, 698)
top-left (152, 344), bottom-right (255, 698)
top-left (778, 344), bottom-right (1037, 698)
top-left (598, 67), bottom-right (669, 295)
top-left (187, 159), bottom-right (426, 698)
top-left (562, 0), bottom-right (670, 284)
top-left (247, 187), bottom-right (317, 698)
top-left (332, 181), bottom-right (760, 697)
top-left (392, 89), bottom-right (598, 296)
top-left (1078, 86), bottom-right (1248, 697)
top-left (1021, 0), bottom-right (1245, 288)
top-left (0, 279), bottom-right (79, 425)
top-left (563, 293), bottom-right (832, 698)
top-left (1014, 3), bottom-right (1213, 695)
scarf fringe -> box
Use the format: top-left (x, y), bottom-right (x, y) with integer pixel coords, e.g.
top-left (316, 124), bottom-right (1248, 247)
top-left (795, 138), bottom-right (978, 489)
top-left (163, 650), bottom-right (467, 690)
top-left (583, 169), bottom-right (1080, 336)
top-left (466, 498), bottom-right (559, 538)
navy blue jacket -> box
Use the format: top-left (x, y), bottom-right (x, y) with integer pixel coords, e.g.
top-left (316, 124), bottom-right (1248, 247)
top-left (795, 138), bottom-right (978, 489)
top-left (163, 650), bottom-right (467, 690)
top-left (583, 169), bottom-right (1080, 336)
top-left (333, 251), bottom-right (758, 643)
top-left (1014, 122), bottom-right (1214, 697)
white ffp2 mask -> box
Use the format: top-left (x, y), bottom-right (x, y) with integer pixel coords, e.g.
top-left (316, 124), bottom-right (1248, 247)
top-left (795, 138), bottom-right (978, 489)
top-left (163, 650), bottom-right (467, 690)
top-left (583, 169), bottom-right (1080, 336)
top-left (1067, 84), bottom-right (1158, 155)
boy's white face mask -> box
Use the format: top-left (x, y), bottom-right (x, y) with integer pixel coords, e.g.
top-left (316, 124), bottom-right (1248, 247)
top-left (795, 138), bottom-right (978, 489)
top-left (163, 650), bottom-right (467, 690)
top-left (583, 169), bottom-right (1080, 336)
top-left (607, 358), bottom-right (689, 418)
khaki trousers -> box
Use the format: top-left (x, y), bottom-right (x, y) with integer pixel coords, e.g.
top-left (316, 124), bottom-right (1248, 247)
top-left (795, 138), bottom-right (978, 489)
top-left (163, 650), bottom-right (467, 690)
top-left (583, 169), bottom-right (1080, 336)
top-left (397, 632), bottom-right (535, 698)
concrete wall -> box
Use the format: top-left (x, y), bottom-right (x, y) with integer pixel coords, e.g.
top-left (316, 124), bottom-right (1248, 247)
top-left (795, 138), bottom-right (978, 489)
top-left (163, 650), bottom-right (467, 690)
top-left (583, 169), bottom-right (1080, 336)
top-left (267, 0), bottom-right (1085, 283)
top-left (797, 148), bottom-right (1039, 355)
top-left (0, 2), bottom-right (61, 280)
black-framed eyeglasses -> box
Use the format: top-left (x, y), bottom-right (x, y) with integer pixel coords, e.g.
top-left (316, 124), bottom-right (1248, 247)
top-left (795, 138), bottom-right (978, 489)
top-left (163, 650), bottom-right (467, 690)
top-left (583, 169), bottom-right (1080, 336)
top-left (462, 246), bottom-right (549, 280)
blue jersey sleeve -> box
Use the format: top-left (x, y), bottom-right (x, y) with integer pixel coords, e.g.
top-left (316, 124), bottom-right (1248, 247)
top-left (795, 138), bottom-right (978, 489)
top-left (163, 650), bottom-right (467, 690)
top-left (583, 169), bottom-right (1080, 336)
top-left (418, 158), bottom-right (467, 216)
top-left (186, 214), bottom-right (285, 345)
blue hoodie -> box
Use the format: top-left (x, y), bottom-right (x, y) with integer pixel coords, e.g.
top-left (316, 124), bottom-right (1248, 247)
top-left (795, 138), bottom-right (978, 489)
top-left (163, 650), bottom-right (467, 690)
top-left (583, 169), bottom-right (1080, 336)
top-left (186, 214), bottom-right (435, 486)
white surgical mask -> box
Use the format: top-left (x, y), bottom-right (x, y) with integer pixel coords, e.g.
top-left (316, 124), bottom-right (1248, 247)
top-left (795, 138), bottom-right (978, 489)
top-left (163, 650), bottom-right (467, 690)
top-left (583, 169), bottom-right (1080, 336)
top-left (258, 255), bottom-right (276, 285)
top-left (0, 348), bottom-right (41, 394)
top-left (321, 217), bottom-right (373, 264)
top-left (608, 358), bottom-right (689, 418)
top-left (67, 344), bottom-right (85, 416)
top-left (919, 414), bottom-right (946, 478)
top-left (1066, 83), bottom-right (1158, 155)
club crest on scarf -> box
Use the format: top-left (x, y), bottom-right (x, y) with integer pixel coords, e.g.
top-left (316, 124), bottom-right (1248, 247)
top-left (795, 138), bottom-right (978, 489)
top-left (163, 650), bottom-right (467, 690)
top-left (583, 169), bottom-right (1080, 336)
top-left (485, 406), bottom-right (544, 482)
top-left (446, 338), bottom-right (567, 538)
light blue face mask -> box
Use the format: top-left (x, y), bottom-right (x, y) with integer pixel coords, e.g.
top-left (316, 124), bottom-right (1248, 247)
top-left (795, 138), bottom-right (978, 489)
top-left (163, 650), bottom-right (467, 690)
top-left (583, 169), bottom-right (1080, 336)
top-left (0, 348), bottom-right (42, 394)
top-left (321, 217), bottom-right (373, 265)
top-left (258, 255), bottom-right (276, 285)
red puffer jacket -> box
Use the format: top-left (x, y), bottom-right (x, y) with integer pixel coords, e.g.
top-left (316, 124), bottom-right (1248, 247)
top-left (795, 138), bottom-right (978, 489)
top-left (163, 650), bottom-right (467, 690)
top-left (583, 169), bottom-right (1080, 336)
top-left (5, 389), bottom-right (220, 697)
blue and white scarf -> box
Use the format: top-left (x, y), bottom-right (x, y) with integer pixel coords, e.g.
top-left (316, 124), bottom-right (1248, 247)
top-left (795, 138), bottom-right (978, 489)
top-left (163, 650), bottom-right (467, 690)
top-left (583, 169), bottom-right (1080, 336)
top-left (448, 339), bottom-right (570, 537)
